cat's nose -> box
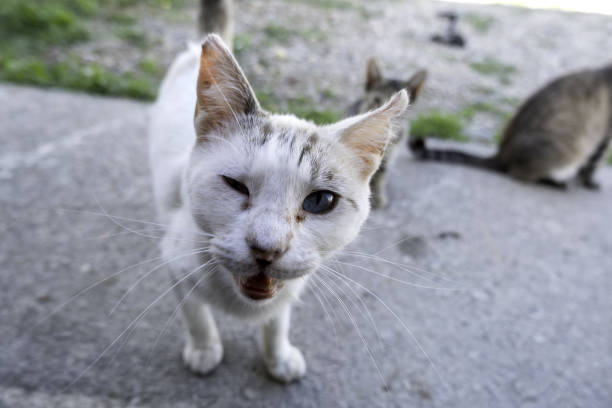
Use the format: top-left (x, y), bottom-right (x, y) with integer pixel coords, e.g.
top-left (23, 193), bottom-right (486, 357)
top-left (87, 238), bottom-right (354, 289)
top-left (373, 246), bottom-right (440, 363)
top-left (246, 238), bottom-right (288, 267)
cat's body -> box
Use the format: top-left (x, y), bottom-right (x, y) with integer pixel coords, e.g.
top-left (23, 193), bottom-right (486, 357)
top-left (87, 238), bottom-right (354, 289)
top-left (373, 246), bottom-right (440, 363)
top-left (149, 33), bottom-right (408, 382)
top-left (410, 64), bottom-right (612, 189)
top-left (348, 58), bottom-right (427, 208)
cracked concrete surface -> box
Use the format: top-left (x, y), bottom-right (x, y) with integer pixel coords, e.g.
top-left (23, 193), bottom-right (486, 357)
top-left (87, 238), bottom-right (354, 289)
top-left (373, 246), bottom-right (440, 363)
top-left (1, 84), bottom-right (612, 407)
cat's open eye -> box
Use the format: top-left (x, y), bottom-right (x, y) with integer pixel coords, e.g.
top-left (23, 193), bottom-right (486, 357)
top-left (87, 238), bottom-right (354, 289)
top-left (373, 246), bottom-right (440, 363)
top-left (222, 176), bottom-right (249, 196)
top-left (302, 190), bottom-right (338, 214)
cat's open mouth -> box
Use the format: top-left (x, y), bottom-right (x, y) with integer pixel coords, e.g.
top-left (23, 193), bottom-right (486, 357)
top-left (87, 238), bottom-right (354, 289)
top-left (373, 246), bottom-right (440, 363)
top-left (236, 272), bottom-right (283, 300)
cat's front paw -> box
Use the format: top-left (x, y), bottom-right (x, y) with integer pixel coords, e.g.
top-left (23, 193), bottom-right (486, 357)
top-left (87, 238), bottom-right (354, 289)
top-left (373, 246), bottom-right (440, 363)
top-left (182, 339), bottom-right (223, 376)
top-left (264, 345), bottom-right (306, 383)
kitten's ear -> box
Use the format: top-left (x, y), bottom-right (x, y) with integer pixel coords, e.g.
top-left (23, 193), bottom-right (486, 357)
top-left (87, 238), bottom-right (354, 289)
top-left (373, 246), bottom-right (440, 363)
top-left (404, 69), bottom-right (427, 103)
top-left (365, 58), bottom-right (383, 91)
top-left (195, 34), bottom-right (259, 138)
top-left (332, 90), bottom-right (409, 180)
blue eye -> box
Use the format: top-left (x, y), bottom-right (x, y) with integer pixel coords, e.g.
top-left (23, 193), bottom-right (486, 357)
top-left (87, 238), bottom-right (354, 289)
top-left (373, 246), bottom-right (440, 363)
top-left (222, 176), bottom-right (249, 195)
top-left (303, 191), bottom-right (338, 214)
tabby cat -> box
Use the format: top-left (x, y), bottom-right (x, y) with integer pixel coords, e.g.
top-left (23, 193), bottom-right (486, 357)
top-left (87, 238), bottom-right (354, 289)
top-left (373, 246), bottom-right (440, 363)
top-left (348, 58), bottom-right (427, 207)
top-left (410, 64), bottom-right (612, 189)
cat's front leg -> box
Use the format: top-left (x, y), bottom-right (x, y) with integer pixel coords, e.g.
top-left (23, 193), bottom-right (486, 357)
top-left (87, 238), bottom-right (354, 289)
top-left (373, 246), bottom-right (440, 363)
top-left (178, 291), bottom-right (223, 375)
top-left (261, 305), bottom-right (305, 383)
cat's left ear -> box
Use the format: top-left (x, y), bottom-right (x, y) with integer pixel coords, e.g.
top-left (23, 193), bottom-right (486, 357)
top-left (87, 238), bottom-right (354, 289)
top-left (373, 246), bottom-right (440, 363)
top-left (195, 34), bottom-right (259, 138)
top-left (404, 69), bottom-right (427, 103)
top-left (331, 90), bottom-right (409, 180)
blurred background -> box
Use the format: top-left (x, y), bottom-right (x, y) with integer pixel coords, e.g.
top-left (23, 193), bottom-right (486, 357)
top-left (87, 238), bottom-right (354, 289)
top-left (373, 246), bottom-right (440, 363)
top-left (0, 0), bottom-right (610, 153)
top-left (1, 1), bottom-right (611, 407)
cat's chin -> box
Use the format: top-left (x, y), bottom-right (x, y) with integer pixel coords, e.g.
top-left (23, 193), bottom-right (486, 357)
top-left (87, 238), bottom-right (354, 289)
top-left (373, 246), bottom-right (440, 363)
top-left (234, 272), bottom-right (283, 301)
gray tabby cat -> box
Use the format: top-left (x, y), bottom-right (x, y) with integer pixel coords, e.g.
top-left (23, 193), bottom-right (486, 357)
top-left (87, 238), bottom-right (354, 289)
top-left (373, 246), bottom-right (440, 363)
top-left (149, 2), bottom-right (409, 382)
top-left (348, 58), bottom-right (427, 207)
top-left (410, 64), bottom-right (612, 189)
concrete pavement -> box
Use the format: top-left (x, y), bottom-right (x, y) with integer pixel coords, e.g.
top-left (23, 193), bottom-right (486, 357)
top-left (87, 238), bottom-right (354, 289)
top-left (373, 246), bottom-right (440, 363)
top-left (1, 84), bottom-right (611, 407)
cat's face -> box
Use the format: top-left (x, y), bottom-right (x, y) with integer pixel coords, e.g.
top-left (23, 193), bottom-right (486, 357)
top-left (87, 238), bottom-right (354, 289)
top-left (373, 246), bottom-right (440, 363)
top-left (186, 35), bottom-right (408, 303)
top-left (362, 57), bottom-right (427, 112)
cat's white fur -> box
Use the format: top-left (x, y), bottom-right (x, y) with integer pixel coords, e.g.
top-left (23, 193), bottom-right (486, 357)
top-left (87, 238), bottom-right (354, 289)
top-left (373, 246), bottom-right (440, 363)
top-left (149, 34), bottom-right (408, 382)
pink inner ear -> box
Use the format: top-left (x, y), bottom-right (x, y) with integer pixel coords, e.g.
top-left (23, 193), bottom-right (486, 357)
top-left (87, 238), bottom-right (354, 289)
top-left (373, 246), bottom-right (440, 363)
top-left (194, 36), bottom-right (259, 137)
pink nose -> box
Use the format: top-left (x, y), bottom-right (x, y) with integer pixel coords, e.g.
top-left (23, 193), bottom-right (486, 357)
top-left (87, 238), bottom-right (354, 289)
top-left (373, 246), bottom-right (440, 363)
top-left (246, 238), bottom-right (288, 267)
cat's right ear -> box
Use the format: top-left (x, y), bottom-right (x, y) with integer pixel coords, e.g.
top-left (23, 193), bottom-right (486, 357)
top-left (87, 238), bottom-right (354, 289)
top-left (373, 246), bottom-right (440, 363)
top-left (331, 90), bottom-right (409, 180)
top-left (365, 57), bottom-right (383, 91)
top-left (195, 34), bottom-right (259, 139)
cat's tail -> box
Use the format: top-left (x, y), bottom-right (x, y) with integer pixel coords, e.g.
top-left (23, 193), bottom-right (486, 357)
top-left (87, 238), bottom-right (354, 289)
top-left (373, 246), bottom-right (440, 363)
top-left (198, 0), bottom-right (233, 47)
top-left (409, 138), bottom-right (503, 172)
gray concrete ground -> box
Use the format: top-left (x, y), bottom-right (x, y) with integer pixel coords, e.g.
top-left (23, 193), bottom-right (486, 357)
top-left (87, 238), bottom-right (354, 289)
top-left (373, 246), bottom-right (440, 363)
top-left (1, 83), bottom-right (612, 407)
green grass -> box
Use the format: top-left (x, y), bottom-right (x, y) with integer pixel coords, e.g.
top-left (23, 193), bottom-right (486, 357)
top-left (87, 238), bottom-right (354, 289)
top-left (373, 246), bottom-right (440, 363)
top-left (115, 26), bottom-right (149, 48)
top-left (460, 101), bottom-right (510, 121)
top-left (411, 111), bottom-right (468, 142)
top-left (0, 0), bottom-right (185, 100)
top-left (608, 153), bottom-right (612, 165)
top-left (256, 90), bottom-right (341, 125)
top-left (290, 0), bottom-right (355, 10)
top-left (471, 58), bottom-right (517, 84)
top-left (464, 13), bottom-right (496, 33)
top-left (263, 24), bottom-right (326, 45)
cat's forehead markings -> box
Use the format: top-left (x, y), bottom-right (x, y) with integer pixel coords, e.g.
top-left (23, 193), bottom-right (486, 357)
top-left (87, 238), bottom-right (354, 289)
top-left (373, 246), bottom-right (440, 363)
top-left (297, 132), bottom-right (319, 166)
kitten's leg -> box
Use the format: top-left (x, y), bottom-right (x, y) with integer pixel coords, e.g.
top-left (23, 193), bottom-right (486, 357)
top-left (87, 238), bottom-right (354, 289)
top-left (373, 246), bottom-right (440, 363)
top-left (261, 306), bottom-right (305, 383)
top-left (578, 135), bottom-right (611, 190)
top-left (369, 161), bottom-right (388, 209)
top-left (179, 293), bottom-right (223, 375)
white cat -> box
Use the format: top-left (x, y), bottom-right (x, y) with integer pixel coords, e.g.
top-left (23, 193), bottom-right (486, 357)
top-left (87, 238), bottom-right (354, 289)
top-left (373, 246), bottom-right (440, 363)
top-left (148, 34), bottom-right (408, 382)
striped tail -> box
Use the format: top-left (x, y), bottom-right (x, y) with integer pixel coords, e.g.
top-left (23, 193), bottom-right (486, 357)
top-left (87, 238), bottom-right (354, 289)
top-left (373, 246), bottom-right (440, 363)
top-left (409, 138), bottom-right (503, 172)
top-left (198, 0), bottom-right (233, 47)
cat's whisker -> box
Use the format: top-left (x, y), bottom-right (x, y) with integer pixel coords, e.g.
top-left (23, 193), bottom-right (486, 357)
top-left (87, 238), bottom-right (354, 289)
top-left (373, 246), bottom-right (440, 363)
top-left (333, 258), bottom-right (463, 291)
top-left (64, 260), bottom-right (212, 390)
top-left (320, 267), bottom-right (448, 390)
top-left (109, 248), bottom-right (213, 316)
top-left (306, 275), bottom-right (340, 347)
top-left (80, 227), bottom-right (165, 242)
top-left (324, 262), bottom-right (385, 352)
top-left (147, 265), bottom-right (219, 361)
top-left (311, 273), bottom-right (388, 391)
top-left (55, 207), bottom-right (169, 230)
top-left (342, 250), bottom-right (458, 285)
top-left (28, 254), bottom-right (167, 331)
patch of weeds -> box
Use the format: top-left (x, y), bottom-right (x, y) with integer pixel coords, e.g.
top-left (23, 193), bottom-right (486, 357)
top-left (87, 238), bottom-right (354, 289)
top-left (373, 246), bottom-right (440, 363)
top-left (255, 90), bottom-right (279, 112)
top-left (460, 101), bottom-right (509, 121)
top-left (106, 11), bottom-right (136, 25)
top-left (255, 90), bottom-right (341, 125)
top-left (287, 97), bottom-right (341, 125)
top-left (464, 13), bottom-right (495, 33)
top-left (290, 0), bottom-right (355, 10)
top-left (138, 58), bottom-right (160, 75)
top-left (264, 24), bottom-right (295, 44)
top-left (473, 85), bottom-right (495, 95)
top-left (0, 55), bottom-right (157, 99)
top-left (470, 57), bottom-right (516, 84)
top-left (500, 96), bottom-right (520, 107)
top-left (233, 33), bottom-right (251, 61)
top-left (320, 88), bottom-right (336, 100)
top-left (0, 0), bottom-right (90, 46)
top-left (411, 111), bottom-right (468, 141)
top-left (263, 24), bottom-right (326, 45)
top-left (116, 27), bottom-right (149, 48)
top-left (0, 0), bottom-right (190, 99)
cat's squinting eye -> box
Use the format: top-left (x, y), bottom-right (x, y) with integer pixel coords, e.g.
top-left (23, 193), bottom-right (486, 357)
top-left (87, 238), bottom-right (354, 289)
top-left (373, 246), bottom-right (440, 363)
top-left (222, 176), bottom-right (249, 196)
top-left (302, 190), bottom-right (338, 214)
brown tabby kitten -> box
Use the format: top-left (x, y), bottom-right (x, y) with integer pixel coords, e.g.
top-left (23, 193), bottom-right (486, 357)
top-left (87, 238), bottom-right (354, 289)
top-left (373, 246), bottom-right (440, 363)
top-left (348, 58), bottom-right (427, 208)
top-left (410, 64), bottom-right (612, 189)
